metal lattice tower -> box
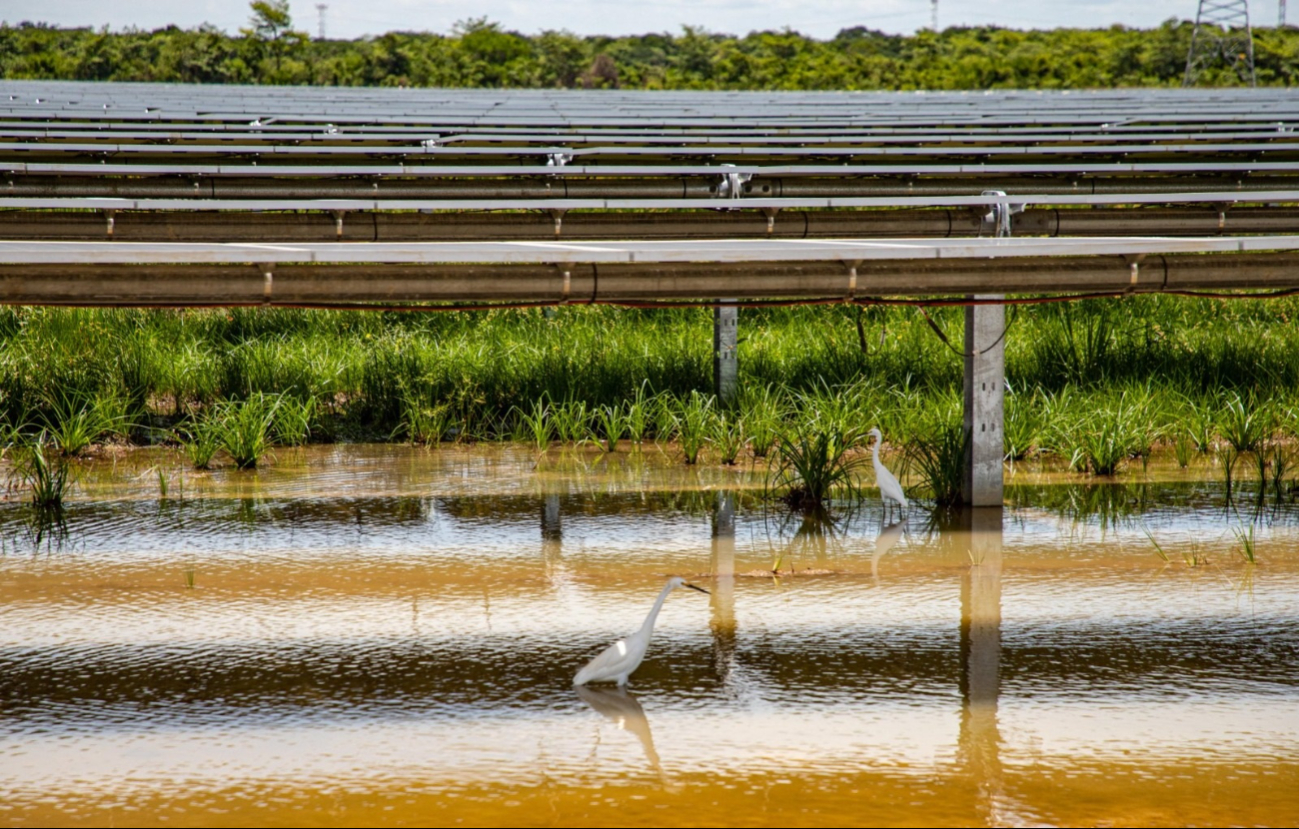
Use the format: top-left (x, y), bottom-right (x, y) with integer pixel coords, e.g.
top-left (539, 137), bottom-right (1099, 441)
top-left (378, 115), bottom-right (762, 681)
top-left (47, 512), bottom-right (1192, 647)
top-left (1184, 0), bottom-right (1257, 86)
top-left (315, 4), bottom-right (328, 41)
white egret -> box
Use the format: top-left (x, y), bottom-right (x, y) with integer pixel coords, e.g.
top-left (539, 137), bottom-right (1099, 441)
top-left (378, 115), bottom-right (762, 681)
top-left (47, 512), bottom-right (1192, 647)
top-left (867, 427), bottom-right (908, 518)
top-left (574, 576), bottom-right (709, 686)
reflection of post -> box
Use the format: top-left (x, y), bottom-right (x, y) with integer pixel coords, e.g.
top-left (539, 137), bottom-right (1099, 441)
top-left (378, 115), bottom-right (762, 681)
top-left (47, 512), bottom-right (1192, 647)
top-left (959, 506), bottom-right (1004, 822)
top-left (541, 493), bottom-right (562, 565)
top-left (710, 491), bottom-right (737, 678)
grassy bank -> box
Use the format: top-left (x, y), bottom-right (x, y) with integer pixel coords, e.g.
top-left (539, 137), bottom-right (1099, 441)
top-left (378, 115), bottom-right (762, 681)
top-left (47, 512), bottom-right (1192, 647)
top-left (4, 297), bottom-right (1299, 497)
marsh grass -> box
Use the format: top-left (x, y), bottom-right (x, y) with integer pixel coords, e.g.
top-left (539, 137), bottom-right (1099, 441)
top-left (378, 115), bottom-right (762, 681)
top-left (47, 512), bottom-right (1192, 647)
top-left (1003, 390), bottom-right (1042, 461)
top-left (771, 425), bottom-right (863, 513)
top-left (11, 434), bottom-right (71, 509)
top-left (1234, 524), bottom-right (1258, 565)
top-left (675, 392), bottom-right (714, 465)
top-left (739, 384), bottom-right (785, 459)
top-left (1172, 435), bottom-right (1195, 469)
top-left (273, 395), bottom-right (316, 446)
top-left (1218, 393), bottom-right (1273, 456)
top-left (41, 390), bottom-right (131, 456)
top-left (1144, 527), bottom-right (1171, 563)
top-left (1077, 388), bottom-right (1156, 476)
top-left (552, 399), bottom-right (594, 446)
top-left (9, 299), bottom-right (1299, 465)
top-left (397, 390), bottom-right (451, 445)
top-left (906, 422), bottom-right (969, 508)
top-left (517, 398), bottom-right (553, 451)
top-left (213, 394), bottom-right (281, 469)
top-left (709, 412), bottom-right (746, 465)
top-left (1181, 542), bottom-right (1209, 568)
top-left (595, 403), bottom-right (628, 453)
top-left (624, 382), bottom-right (656, 445)
top-left (177, 418), bottom-right (222, 469)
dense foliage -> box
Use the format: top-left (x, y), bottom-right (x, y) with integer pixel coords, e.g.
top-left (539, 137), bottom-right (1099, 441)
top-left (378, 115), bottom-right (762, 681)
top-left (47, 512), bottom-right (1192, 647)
top-left (3, 14), bottom-right (1297, 89)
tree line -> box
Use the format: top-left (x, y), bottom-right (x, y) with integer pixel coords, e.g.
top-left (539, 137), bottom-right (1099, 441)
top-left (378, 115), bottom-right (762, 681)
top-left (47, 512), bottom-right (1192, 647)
top-left (3, 3), bottom-right (1297, 89)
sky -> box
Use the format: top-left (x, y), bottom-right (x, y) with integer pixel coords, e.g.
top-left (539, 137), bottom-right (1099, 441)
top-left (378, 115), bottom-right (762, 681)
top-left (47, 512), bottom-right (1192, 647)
top-left (1, 0), bottom-right (1288, 40)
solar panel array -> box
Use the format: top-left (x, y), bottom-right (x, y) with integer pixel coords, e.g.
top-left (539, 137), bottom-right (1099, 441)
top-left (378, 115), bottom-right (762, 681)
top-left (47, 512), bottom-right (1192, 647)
top-left (0, 80), bottom-right (1297, 303)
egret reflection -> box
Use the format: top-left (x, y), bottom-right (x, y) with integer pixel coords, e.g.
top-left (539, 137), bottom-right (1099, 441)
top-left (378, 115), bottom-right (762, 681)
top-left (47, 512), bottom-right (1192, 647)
top-left (575, 685), bottom-right (664, 776)
top-left (871, 519), bottom-right (907, 583)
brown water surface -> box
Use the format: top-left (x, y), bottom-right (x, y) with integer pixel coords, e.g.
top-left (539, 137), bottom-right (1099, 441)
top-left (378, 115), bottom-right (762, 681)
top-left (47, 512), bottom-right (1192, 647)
top-left (1, 445), bottom-right (1297, 826)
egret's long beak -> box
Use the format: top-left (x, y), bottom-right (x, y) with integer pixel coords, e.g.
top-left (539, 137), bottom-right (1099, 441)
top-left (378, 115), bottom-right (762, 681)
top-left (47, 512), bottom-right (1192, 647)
top-left (685, 583), bottom-right (710, 595)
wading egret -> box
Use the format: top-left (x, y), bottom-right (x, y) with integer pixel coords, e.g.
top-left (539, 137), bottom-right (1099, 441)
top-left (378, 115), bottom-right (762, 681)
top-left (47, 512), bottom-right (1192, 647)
top-left (574, 576), bottom-right (709, 686)
top-left (867, 428), bottom-right (908, 517)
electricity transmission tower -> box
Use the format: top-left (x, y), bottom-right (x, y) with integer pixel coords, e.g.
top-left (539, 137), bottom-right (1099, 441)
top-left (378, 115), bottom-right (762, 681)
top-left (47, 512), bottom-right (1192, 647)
top-left (315, 4), bottom-right (328, 40)
top-left (1184, 0), bottom-right (1257, 86)
top-left (931, 0), bottom-right (938, 31)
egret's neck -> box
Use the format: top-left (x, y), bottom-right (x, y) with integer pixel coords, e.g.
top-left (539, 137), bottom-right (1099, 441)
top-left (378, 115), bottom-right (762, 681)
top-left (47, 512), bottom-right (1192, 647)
top-left (639, 582), bottom-right (676, 637)
top-left (871, 440), bottom-right (881, 463)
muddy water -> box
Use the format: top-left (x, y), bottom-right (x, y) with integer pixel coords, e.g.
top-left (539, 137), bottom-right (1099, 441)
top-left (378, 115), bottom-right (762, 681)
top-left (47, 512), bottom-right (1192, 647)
top-left (1, 445), bottom-right (1298, 827)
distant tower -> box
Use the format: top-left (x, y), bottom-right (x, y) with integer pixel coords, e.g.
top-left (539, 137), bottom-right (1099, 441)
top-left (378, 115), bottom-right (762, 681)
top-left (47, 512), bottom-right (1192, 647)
top-left (1184, 0), bottom-right (1257, 86)
top-left (315, 3), bottom-right (328, 40)
top-left (931, 0), bottom-right (939, 31)
top-left (1282, 0), bottom-right (1288, 26)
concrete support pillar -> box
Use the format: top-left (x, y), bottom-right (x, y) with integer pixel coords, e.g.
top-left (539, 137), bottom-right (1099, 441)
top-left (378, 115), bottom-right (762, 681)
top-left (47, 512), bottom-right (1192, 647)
top-left (713, 303), bottom-right (738, 407)
top-left (963, 298), bottom-right (1005, 506)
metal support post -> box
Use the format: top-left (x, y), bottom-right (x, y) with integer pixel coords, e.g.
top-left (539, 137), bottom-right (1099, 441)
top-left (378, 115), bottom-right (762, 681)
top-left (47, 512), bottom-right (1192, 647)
top-left (713, 302), bottom-right (738, 407)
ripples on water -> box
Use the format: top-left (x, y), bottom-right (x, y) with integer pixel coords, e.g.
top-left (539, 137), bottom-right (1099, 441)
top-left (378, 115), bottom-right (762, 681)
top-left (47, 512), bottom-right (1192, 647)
top-left (1, 445), bottom-right (1297, 826)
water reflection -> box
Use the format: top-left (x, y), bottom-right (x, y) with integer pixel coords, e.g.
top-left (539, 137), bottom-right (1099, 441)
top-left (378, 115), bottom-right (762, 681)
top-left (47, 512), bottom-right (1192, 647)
top-left (957, 507), bottom-right (1005, 824)
top-left (575, 685), bottom-right (663, 776)
top-left (541, 492), bottom-right (563, 572)
top-left (4, 447), bottom-right (1299, 827)
top-left (710, 492), bottom-right (737, 683)
top-left (870, 519), bottom-right (906, 584)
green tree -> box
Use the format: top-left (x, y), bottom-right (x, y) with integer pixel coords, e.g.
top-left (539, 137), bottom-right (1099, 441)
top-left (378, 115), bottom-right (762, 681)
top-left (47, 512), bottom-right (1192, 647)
top-left (240, 0), bottom-right (307, 82)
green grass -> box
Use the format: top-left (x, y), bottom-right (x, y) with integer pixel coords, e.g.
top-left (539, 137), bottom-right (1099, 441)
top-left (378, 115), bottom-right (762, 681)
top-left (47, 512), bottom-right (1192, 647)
top-left (906, 421), bottom-right (970, 508)
top-left (176, 417), bottom-right (222, 469)
top-left (709, 411), bottom-right (746, 465)
top-left (10, 434), bottom-right (72, 509)
top-left (212, 393), bottom-right (281, 470)
top-left (39, 390), bottom-right (131, 456)
top-left (1234, 524), bottom-right (1258, 565)
top-left (770, 424), bottom-right (863, 514)
top-left (674, 391), bottom-right (713, 465)
top-left (6, 297), bottom-right (1299, 479)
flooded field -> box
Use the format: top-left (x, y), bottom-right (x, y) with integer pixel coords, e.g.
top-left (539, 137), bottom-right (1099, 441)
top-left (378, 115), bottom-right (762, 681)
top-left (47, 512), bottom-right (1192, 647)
top-left (1, 445), bottom-right (1298, 827)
